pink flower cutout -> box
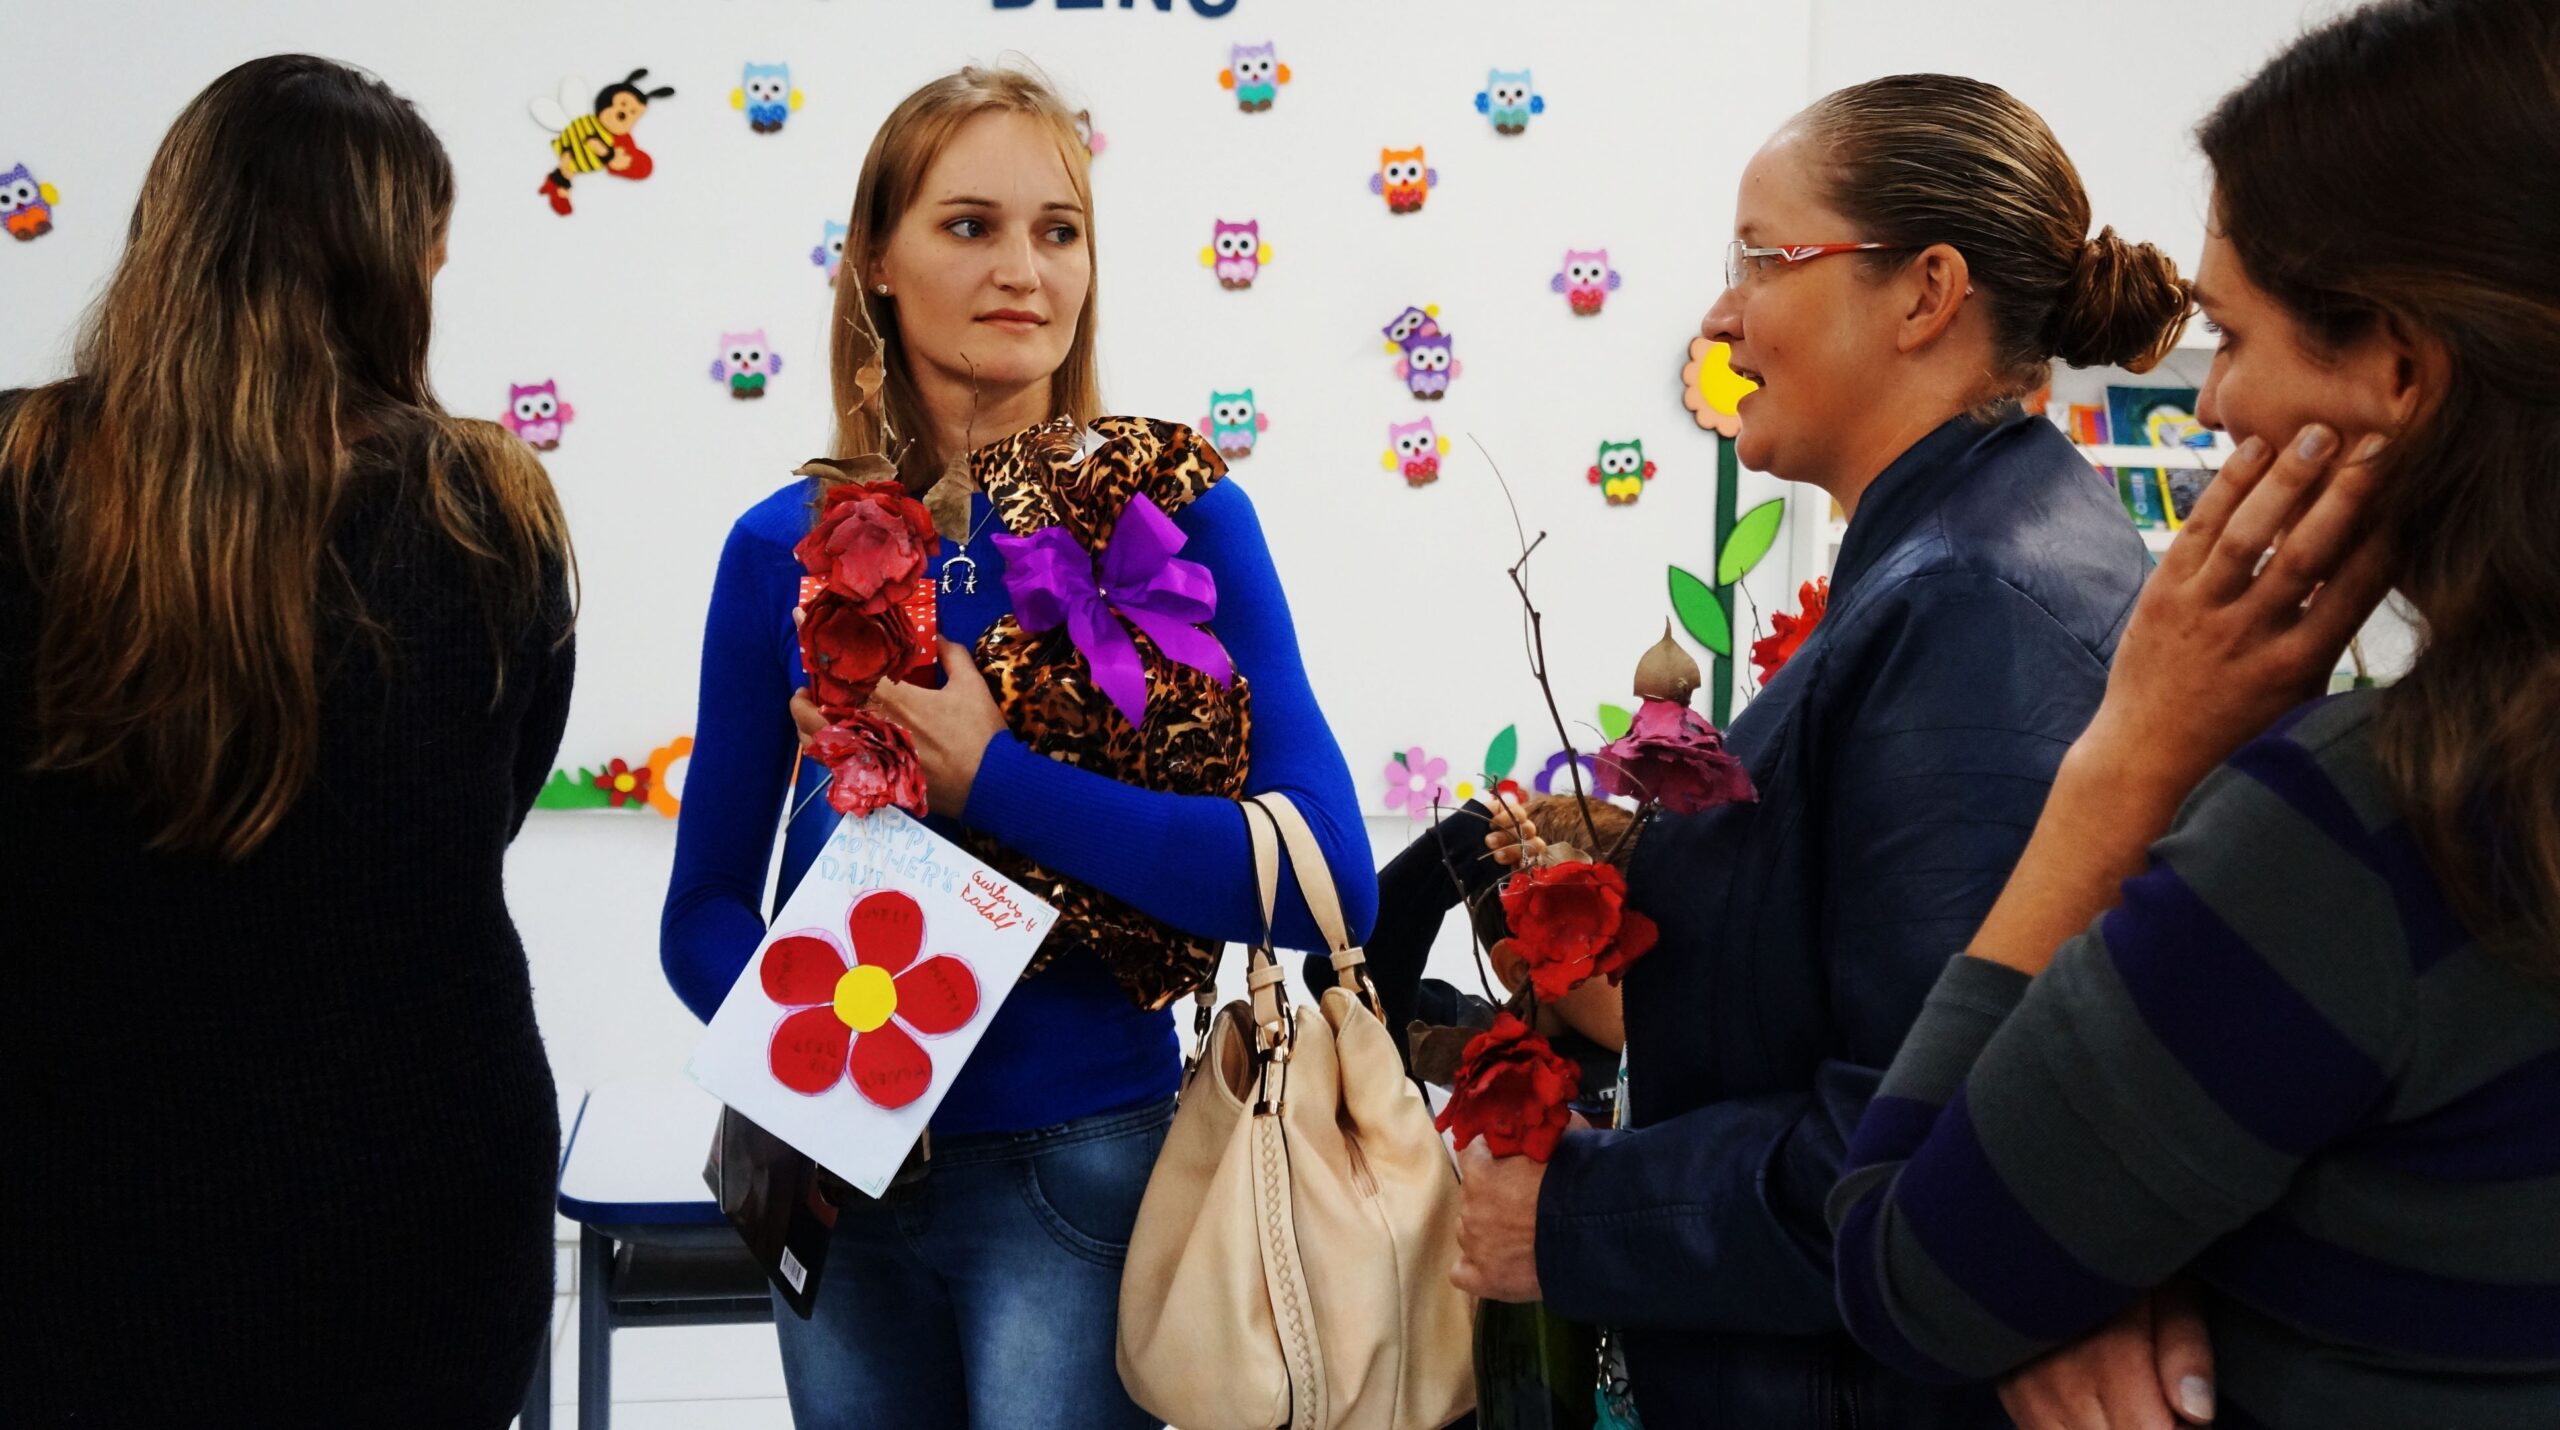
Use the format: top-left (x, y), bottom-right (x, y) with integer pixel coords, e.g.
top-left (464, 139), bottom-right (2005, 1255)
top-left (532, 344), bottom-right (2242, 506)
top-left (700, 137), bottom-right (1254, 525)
top-left (1384, 746), bottom-right (1452, 821)
top-left (761, 890), bottom-right (981, 1109)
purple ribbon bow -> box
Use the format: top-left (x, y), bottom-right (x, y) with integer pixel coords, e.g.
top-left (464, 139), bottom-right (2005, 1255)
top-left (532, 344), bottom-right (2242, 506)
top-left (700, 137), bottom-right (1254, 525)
top-left (993, 494), bottom-right (1234, 729)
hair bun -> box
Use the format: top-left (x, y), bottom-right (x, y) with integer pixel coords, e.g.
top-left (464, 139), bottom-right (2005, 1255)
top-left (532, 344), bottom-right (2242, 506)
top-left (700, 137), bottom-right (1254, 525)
top-left (2047, 227), bottom-right (2191, 373)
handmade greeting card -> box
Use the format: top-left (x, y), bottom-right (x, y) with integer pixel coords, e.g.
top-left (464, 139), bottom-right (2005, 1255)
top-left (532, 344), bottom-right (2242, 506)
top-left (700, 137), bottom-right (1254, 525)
top-left (689, 807), bottom-right (1056, 1196)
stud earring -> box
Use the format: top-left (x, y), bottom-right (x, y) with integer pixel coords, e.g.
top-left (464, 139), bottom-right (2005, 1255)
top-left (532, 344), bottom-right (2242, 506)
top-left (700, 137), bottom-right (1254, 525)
top-left (874, 283), bottom-right (891, 295)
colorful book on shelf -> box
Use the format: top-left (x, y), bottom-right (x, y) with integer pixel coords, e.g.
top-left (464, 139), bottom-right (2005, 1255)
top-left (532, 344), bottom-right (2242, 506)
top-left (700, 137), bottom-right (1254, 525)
top-left (2107, 385), bottom-right (2214, 529)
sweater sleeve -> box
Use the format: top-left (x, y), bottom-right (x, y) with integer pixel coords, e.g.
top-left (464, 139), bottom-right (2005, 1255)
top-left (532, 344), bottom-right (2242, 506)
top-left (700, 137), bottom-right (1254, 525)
top-left (659, 518), bottom-right (805, 1022)
top-left (1535, 571), bottom-right (2105, 1334)
top-left (506, 584), bottom-right (576, 841)
top-left (960, 480), bottom-right (1377, 953)
top-left (1827, 733), bottom-right (2409, 1384)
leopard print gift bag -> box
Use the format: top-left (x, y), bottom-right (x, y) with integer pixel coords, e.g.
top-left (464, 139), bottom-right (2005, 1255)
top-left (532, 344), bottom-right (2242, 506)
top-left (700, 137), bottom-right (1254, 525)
top-left (964, 415), bottom-right (1252, 1010)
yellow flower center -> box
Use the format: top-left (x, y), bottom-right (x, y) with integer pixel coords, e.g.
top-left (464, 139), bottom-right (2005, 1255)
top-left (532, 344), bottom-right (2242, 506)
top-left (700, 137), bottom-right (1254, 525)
top-left (832, 965), bottom-right (898, 1032)
top-left (614, 773), bottom-right (638, 793)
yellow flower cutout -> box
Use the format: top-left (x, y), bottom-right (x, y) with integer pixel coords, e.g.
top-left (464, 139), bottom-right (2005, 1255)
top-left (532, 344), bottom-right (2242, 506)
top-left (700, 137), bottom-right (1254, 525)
top-left (1682, 338), bottom-right (1755, 439)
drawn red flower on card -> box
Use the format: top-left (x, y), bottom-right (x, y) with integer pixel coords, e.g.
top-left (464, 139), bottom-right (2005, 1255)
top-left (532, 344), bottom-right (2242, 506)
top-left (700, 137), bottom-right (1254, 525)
top-left (761, 890), bottom-right (981, 1109)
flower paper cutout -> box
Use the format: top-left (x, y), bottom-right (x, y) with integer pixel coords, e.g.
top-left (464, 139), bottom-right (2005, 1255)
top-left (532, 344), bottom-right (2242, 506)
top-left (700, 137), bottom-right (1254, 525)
top-left (594, 758), bottom-right (651, 808)
top-left (1682, 338), bottom-right (1755, 439)
top-left (761, 890), bottom-right (981, 1110)
top-left (1384, 747), bottom-right (1452, 821)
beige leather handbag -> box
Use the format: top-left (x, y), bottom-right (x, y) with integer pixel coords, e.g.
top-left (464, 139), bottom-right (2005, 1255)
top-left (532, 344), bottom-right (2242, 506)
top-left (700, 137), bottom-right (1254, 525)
top-left (1117, 794), bottom-right (1476, 1430)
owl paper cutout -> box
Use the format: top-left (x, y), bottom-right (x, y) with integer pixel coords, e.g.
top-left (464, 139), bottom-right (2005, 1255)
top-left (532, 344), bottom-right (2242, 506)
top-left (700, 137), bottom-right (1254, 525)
top-left (1383, 418), bottom-right (1450, 488)
top-left (1220, 42), bottom-right (1291, 112)
top-left (1201, 219), bottom-right (1269, 290)
top-left (502, 380), bottom-right (575, 451)
top-left (1552, 248), bottom-right (1622, 316)
top-left (1396, 330), bottom-right (1460, 400)
top-left (1475, 70), bottom-right (1546, 135)
top-left (1, 164), bottom-right (60, 241)
top-left (1370, 146), bottom-right (1437, 215)
top-left (1201, 390), bottom-right (1270, 458)
top-left (711, 330), bottom-right (781, 400)
top-left (732, 63), bottom-right (803, 134)
top-left (1588, 439), bottom-right (1657, 506)
top-left (813, 220), bottom-right (848, 284)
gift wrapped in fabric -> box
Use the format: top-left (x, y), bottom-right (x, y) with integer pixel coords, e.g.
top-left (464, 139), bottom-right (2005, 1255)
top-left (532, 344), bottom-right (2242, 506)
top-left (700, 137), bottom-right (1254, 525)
top-left (967, 415), bottom-right (1251, 1010)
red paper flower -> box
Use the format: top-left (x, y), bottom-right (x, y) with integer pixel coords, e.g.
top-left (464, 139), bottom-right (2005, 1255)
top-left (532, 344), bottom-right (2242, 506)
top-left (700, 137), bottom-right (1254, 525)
top-left (1594, 697), bottom-right (1759, 816)
top-left (801, 594), bottom-right (927, 719)
top-left (796, 481), bottom-right (937, 615)
top-left (1753, 577), bottom-right (1830, 686)
top-left (807, 710), bottom-right (928, 818)
top-left (1498, 859), bottom-right (1660, 999)
top-left (762, 890), bottom-right (981, 1109)
top-left (1433, 1013), bottom-right (1580, 1162)
top-left (594, 758), bottom-right (651, 808)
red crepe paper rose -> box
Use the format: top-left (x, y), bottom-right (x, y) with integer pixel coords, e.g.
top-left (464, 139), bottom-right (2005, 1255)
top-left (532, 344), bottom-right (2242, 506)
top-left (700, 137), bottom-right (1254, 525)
top-left (1594, 697), bottom-right (1759, 816)
top-left (807, 710), bottom-right (928, 818)
top-left (796, 481), bottom-right (937, 615)
top-left (1433, 1012), bottom-right (1581, 1162)
top-left (762, 890), bottom-right (981, 1109)
top-left (800, 596), bottom-right (927, 719)
top-left (1753, 577), bottom-right (1829, 686)
top-left (594, 758), bottom-right (651, 808)
top-left (1499, 860), bottom-right (1659, 999)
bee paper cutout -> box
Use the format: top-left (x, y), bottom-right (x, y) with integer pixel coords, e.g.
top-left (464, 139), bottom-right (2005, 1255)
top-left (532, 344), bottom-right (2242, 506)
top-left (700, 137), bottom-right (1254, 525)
top-left (1, 164), bottom-right (60, 242)
top-left (503, 380), bottom-right (576, 451)
top-left (813, 220), bottom-right (849, 285)
top-left (1219, 42), bottom-right (1290, 113)
top-left (1383, 417), bottom-right (1450, 488)
top-left (1201, 219), bottom-right (1269, 290)
top-left (1552, 248), bottom-right (1622, 316)
top-left (1589, 439), bottom-right (1657, 506)
top-left (711, 330), bottom-right (781, 400)
top-left (1370, 146), bottom-right (1437, 215)
top-left (732, 63), bottom-right (803, 134)
top-left (1201, 390), bottom-right (1270, 458)
top-left (533, 69), bottom-right (675, 217)
top-left (1475, 69), bottom-right (1546, 135)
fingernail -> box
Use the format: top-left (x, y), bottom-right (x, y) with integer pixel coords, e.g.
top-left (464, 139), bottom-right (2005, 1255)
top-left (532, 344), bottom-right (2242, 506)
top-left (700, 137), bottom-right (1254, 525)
top-left (2179, 1375), bottom-right (2215, 1422)
top-left (2351, 433), bottom-right (2387, 463)
top-left (2296, 425), bottom-right (2337, 461)
top-left (2235, 435), bottom-right (2267, 465)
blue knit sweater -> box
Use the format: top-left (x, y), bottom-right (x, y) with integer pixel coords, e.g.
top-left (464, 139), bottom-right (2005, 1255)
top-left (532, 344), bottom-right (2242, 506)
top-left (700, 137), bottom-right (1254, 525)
top-left (661, 473), bottom-right (1375, 1135)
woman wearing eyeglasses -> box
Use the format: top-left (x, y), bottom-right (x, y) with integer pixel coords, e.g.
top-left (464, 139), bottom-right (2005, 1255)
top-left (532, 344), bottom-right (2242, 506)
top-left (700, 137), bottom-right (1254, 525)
top-left (1463, 75), bottom-right (2186, 1427)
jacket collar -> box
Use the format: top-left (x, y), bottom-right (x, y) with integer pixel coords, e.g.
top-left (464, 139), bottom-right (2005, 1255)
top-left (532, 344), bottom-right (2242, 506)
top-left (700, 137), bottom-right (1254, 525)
top-left (1828, 403), bottom-right (2026, 605)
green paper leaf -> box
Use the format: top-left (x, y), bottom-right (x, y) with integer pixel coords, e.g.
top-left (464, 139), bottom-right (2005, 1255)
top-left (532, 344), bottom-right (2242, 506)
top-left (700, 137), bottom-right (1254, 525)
top-left (534, 768), bottom-right (611, 811)
top-left (1597, 704), bottom-right (1633, 741)
top-left (1667, 565), bottom-right (1732, 657)
top-left (1485, 725), bottom-right (1519, 781)
top-left (1717, 499), bottom-right (1787, 586)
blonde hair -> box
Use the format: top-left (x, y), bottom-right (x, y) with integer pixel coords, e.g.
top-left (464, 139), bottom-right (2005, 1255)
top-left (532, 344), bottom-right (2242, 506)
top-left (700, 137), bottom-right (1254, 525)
top-left (0, 55), bottom-right (569, 860)
top-left (827, 65), bottom-right (1102, 492)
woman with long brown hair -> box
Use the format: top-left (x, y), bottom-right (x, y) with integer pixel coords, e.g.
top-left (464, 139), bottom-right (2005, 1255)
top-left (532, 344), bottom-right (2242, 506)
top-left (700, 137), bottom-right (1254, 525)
top-left (0, 55), bottom-right (574, 1425)
top-left (661, 65), bottom-right (1371, 1427)
top-left (1828, 1), bottom-right (2560, 1425)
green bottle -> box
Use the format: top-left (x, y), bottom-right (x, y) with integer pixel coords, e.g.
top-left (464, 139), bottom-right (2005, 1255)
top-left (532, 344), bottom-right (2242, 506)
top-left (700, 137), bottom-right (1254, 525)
top-left (1473, 1299), bottom-right (1599, 1430)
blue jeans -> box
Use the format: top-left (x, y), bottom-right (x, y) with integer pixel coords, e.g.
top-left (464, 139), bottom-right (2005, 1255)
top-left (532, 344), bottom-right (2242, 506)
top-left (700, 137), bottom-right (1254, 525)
top-left (772, 1097), bottom-right (1174, 1429)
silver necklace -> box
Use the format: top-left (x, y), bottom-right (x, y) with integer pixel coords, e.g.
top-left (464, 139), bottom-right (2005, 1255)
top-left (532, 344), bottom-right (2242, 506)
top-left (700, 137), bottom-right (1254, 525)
top-left (941, 493), bottom-right (996, 595)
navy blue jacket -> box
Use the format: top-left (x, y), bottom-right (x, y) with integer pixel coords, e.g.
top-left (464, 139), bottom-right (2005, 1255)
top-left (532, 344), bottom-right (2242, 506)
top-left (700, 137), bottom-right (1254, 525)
top-left (1533, 410), bottom-right (2152, 1428)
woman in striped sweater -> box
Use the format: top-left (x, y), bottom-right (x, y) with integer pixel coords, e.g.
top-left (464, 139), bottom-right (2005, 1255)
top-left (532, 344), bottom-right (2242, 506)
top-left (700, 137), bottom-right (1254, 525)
top-left (1826, 2), bottom-right (2560, 1427)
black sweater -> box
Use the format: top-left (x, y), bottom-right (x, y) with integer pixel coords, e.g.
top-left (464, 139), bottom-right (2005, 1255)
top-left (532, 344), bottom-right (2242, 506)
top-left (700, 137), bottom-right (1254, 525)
top-left (0, 411), bottom-right (574, 1427)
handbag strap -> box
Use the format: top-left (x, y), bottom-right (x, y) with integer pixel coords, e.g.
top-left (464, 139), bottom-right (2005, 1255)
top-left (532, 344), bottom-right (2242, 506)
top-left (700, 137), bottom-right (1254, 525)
top-left (1238, 798), bottom-right (1294, 1061)
top-left (1245, 794), bottom-right (1383, 1016)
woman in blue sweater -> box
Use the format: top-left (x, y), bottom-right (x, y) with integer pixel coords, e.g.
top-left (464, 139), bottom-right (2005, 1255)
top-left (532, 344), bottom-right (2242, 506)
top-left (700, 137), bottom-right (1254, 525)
top-left (661, 67), bottom-right (1372, 1429)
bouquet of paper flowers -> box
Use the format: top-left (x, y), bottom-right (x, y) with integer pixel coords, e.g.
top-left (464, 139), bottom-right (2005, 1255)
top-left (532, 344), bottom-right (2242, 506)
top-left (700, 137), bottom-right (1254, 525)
top-left (1431, 595), bottom-right (1761, 1164)
top-left (790, 466), bottom-right (941, 818)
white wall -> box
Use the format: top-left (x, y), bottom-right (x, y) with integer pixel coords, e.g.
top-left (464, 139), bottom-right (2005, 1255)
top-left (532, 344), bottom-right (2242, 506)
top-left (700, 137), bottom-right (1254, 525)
top-left (2, 0), bottom-right (2348, 1095)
